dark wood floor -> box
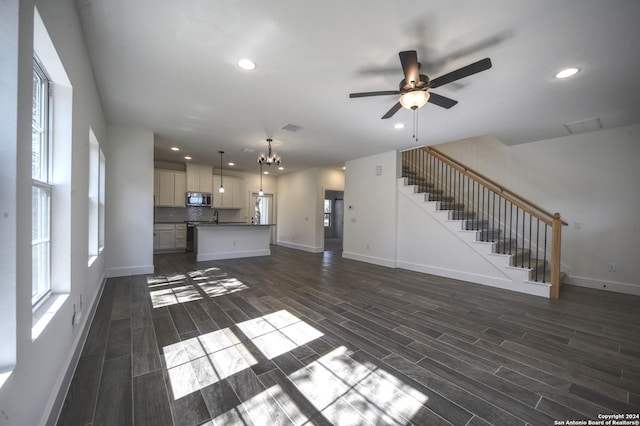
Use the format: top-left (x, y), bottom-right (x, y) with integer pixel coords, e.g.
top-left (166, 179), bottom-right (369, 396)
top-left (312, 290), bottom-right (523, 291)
top-left (58, 246), bottom-right (640, 425)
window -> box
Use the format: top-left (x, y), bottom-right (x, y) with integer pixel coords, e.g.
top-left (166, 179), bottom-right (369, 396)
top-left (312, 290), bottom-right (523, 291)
top-left (32, 57), bottom-right (52, 306)
top-left (324, 199), bottom-right (332, 227)
top-left (99, 148), bottom-right (105, 251)
top-left (89, 131), bottom-right (106, 264)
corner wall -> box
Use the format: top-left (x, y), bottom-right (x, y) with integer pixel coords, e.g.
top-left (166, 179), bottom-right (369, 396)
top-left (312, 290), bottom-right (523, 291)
top-left (277, 167), bottom-right (344, 252)
top-left (105, 125), bottom-right (154, 277)
top-left (343, 151), bottom-right (398, 267)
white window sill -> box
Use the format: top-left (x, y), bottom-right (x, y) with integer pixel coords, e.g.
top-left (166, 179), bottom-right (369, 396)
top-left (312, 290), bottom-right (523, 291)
top-left (0, 370), bottom-right (12, 390)
top-left (88, 255), bottom-right (97, 267)
top-left (32, 293), bottom-right (68, 340)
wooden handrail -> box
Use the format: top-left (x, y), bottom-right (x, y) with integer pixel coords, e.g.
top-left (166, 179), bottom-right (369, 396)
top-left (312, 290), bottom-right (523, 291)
top-left (423, 146), bottom-right (568, 226)
top-left (406, 146), bottom-right (566, 299)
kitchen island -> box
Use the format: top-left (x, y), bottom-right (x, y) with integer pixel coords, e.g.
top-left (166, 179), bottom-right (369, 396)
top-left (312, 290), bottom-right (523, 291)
top-left (195, 223), bottom-right (272, 261)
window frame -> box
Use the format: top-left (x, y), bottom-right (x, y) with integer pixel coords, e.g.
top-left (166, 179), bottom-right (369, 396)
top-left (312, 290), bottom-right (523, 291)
top-left (31, 56), bottom-right (53, 307)
top-left (323, 199), bottom-right (332, 227)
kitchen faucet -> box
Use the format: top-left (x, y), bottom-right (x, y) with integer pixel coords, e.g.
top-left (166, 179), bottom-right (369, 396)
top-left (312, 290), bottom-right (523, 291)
top-left (213, 210), bottom-right (219, 224)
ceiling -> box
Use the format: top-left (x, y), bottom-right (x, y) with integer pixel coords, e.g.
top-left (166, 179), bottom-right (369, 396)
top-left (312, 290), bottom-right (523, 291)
top-left (75, 0), bottom-right (640, 175)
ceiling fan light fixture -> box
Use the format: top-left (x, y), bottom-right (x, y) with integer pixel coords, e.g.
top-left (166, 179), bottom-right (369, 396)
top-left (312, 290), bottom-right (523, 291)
top-left (555, 67), bottom-right (580, 79)
top-left (238, 58), bottom-right (256, 71)
top-left (400, 90), bottom-right (430, 110)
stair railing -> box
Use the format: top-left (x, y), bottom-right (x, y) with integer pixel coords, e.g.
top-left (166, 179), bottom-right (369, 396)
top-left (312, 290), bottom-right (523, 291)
top-left (402, 146), bottom-right (567, 299)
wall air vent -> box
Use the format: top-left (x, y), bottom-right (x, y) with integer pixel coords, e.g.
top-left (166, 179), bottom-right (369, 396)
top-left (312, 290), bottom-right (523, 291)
top-left (281, 123), bottom-right (303, 133)
top-left (564, 117), bottom-right (602, 135)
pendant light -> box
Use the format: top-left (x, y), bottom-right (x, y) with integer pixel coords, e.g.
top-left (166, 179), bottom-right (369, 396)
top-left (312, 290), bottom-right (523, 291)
top-left (218, 151), bottom-right (225, 193)
top-left (258, 162), bottom-right (264, 196)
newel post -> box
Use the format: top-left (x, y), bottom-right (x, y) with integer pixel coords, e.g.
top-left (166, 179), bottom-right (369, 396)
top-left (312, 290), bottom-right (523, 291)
top-left (550, 213), bottom-right (562, 299)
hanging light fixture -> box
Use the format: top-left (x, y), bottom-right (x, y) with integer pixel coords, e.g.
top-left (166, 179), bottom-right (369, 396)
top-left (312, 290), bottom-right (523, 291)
top-left (399, 90), bottom-right (430, 110)
top-left (258, 162), bottom-right (264, 196)
top-left (218, 151), bottom-right (225, 193)
top-left (257, 138), bottom-right (281, 166)
top-left (399, 90), bottom-right (430, 143)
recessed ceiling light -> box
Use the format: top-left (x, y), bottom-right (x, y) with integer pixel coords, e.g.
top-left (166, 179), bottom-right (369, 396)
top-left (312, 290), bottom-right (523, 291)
top-left (171, 147), bottom-right (180, 151)
top-left (278, 166), bottom-right (284, 170)
top-left (555, 67), bottom-right (580, 79)
top-left (263, 171), bottom-right (269, 175)
top-left (238, 59), bottom-right (256, 71)
top-left (342, 166), bottom-right (346, 170)
top-left (394, 123), bottom-right (405, 129)
top-left (228, 162), bottom-right (235, 166)
top-left (184, 156), bottom-right (192, 160)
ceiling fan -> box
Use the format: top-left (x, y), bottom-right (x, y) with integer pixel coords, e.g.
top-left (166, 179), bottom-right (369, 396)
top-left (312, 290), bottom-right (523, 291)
top-left (350, 50), bottom-right (492, 119)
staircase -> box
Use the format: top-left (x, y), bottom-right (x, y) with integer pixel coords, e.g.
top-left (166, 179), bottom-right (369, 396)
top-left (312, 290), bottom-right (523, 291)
top-left (401, 147), bottom-right (566, 299)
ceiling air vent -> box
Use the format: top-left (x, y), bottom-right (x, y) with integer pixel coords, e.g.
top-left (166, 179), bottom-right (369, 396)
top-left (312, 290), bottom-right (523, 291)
top-left (281, 123), bottom-right (303, 133)
top-left (564, 117), bottom-right (602, 135)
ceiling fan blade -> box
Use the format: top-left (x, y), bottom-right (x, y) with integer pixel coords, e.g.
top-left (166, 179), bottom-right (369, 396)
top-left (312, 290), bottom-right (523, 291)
top-left (429, 58), bottom-right (492, 88)
top-left (399, 50), bottom-right (420, 87)
top-left (427, 92), bottom-right (458, 109)
top-left (349, 90), bottom-right (400, 98)
top-left (381, 102), bottom-right (402, 119)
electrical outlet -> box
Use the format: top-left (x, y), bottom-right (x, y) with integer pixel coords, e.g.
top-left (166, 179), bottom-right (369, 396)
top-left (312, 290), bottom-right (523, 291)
top-left (574, 222), bottom-right (582, 229)
top-left (607, 263), bottom-right (616, 272)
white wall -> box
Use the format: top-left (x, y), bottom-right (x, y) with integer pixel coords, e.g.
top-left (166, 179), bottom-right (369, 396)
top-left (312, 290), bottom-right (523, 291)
top-left (0, 0), bottom-right (109, 424)
top-left (343, 151), bottom-right (398, 267)
top-left (105, 125), bottom-right (154, 277)
top-left (436, 124), bottom-right (640, 295)
top-left (277, 167), bottom-right (345, 252)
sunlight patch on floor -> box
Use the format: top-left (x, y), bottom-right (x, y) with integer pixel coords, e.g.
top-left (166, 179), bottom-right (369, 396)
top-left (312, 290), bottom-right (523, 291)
top-left (289, 346), bottom-right (429, 425)
top-left (149, 284), bottom-right (202, 308)
top-left (237, 310), bottom-right (324, 359)
top-left (164, 328), bottom-right (257, 399)
top-left (147, 268), bottom-right (249, 308)
top-left (199, 278), bottom-right (248, 298)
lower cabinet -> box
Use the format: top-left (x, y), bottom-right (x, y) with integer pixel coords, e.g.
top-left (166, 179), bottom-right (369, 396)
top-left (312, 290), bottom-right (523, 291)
top-left (175, 224), bottom-right (187, 250)
top-left (154, 223), bottom-right (187, 252)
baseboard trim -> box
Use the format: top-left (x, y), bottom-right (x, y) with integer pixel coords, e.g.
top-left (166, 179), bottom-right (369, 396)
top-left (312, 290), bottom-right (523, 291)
top-left (45, 274), bottom-right (107, 426)
top-left (276, 241), bottom-right (323, 253)
top-left (105, 264), bottom-right (154, 278)
top-left (397, 260), bottom-right (550, 298)
top-left (342, 251), bottom-right (397, 268)
top-left (196, 249), bottom-right (271, 261)
top-left (564, 275), bottom-right (640, 296)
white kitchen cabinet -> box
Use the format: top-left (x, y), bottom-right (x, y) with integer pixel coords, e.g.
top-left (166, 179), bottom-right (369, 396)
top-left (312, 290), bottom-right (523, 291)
top-left (186, 164), bottom-right (212, 193)
top-left (173, 172), bottom-right (186, 206)
top-left (154, 223), bottom-right (187, 252)
top-left (154, 224), bottom-right (176, 251)
top-left (212, 175), bottom-right (244, 208)
top-left (154, 170), bottom-right (186, 207)
top-left (175, 223), bottom-right (187, 249)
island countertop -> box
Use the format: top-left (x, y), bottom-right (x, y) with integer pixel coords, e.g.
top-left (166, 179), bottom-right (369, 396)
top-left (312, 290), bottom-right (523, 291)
top-left (193, 222), bottom-right (273, 227)
top-left (194, 223), bottom-right (272, 261)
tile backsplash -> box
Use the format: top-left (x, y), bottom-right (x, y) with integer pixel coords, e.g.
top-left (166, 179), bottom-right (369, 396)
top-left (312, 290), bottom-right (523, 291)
top-left (155, 207), bottom-right (245, 223)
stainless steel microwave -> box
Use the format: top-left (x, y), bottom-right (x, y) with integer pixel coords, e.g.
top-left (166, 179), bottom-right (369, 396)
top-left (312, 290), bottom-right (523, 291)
top-left (186, 192), bottom-right (212, 207)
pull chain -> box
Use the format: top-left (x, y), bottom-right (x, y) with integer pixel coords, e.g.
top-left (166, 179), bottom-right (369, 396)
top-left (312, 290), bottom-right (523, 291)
top-left (412, 107), bottom-right (419, 142)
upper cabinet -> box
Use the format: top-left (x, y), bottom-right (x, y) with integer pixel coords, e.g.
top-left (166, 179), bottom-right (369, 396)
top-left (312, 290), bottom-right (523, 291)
top-left (186, 164), bottom-right (213, 193)
top-left (212, 175), bottom-right (244, 209)
top-left (154, 170), bottom-right (186, 207)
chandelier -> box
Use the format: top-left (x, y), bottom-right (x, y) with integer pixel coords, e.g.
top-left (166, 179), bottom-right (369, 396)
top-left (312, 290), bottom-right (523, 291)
top-left (257, 138), bottom-right (281, 166)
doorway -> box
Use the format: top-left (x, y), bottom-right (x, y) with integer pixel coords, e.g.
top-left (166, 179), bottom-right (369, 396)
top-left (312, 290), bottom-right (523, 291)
top-left (252, 192), bottom-right (276, 244)
top-left (323, 190), bottom-right (344, 252)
